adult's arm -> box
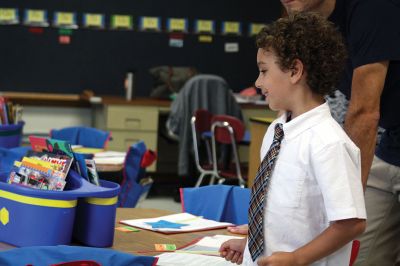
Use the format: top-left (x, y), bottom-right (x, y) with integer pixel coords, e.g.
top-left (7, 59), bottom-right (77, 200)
top-left (344, 61), bottom-right (388, 189)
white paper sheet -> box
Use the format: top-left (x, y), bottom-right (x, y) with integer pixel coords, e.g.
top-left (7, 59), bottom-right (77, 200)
top-left (156, 252), bottom-right (236, 266)
top-left (120, 213), bottom-right (233, 233)
top-left (181, 235), bottom-right (244, 253)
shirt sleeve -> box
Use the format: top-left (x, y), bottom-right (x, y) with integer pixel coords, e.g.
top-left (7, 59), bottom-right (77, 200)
top-left (311, 141), bottom-right (366, 221)
top-left (348, 0), bottom-right (400, 68)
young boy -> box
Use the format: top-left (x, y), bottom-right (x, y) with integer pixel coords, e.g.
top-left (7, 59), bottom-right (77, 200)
top-left (219, 12), bottom-right (366, 266)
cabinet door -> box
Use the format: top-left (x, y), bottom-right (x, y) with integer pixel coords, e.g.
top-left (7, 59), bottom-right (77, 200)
top-left (106, 106), bottom-right (159, 130)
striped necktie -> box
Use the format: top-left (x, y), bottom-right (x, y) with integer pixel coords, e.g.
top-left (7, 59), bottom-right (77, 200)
top-left (248, 123), bottom-right (284, 261)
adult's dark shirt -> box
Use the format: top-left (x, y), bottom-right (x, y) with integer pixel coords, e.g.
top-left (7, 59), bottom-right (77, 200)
top-left (328, 0), bottom-right (400, 166)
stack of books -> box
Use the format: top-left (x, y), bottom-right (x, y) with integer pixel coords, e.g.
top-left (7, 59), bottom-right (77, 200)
top-left (7, 135), bottom-right (101, 191)
top-left (0, 96), bottom-right (23, 125)
top-left (8, 151), bottom-right (73, 191)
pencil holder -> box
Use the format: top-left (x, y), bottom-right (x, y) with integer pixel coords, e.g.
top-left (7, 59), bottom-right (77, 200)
top-left (0, 121), bottom-right (24, 148)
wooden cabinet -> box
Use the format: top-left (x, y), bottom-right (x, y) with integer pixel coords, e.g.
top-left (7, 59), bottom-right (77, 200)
top-left (93, 98), bottom-right (171, 172)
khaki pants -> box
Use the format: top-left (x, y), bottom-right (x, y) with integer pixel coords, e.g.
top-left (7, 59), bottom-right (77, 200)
top-left (354, 156), bottom-right (400, 266)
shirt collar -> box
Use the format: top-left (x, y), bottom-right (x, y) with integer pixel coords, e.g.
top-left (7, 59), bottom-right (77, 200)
top-left (275, 102), bottom-right (332, 140)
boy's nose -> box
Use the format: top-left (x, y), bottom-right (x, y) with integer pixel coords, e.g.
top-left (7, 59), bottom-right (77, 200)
top-left (254, 79), bottom-right (261, 89)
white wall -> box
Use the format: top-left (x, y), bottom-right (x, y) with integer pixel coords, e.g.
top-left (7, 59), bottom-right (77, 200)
top-left (22, 106), bottom-right (92, 135)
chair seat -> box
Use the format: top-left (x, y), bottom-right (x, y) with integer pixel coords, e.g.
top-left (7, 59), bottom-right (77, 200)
top-left (219, 170), bottom-right (248, 181)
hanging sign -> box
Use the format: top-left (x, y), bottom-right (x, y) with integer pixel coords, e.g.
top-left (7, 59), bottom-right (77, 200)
top-left (167, 18), bottom-right (188, 33)
top-left (249, 23), bottom-right (266, 36)
top-left (139, 16), bottom-right (161, 31)
top-left (222, 21), bottom-right (242, 35)
top-left (195, 19), bottom-right (215, 34)
top-left (83, 13), bottom-right (105, 29)
top-left (111, 15), bottom-right (133, 30)
top-left (0, 8), bottom-right (19, 25)
top-left (24, 9), bottom-right (48, 27)
top-left (53, 12), bottom-right (78, 29)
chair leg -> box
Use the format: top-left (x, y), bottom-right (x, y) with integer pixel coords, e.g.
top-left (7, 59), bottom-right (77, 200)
top-left (195, 172), bottom-right (206, 187)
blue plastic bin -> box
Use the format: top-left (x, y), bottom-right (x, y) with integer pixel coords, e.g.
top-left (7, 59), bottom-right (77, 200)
top-left (0, 169), bottom-right (120, 247)
top-left (72, 172), bottom-right (120, 247)
top-left (0, 122), bottom-right (24, 148)
top-left (0, 171), bottom-right (81, 247)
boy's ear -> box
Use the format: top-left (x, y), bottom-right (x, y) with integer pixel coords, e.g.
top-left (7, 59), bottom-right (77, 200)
top-left (290, 59), bottom-right (304, 83)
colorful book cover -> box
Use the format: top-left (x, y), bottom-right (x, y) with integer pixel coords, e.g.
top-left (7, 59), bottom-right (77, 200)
top-left (29, 135), bottom-right (48, 152)
top-left (85, 159), bottom-right (100, 186)
top-left (26, 150), bottom-right (73, 179)
top-left (46, 138), bottom-right (74, 158)
top-left (9, 159), bottom-right (66, 191)
top-left (29, 136), bottom-right (74, 158)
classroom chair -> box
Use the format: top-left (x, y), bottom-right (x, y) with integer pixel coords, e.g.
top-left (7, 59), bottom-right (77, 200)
top-left (0, 146), bottom-right (30, 175)
top-left (190, 109), bottom-right (219, 187)
top-left (118, 140), bottom-right (157, 208)
top-left (166, 74), bottom-right (243, 178)
top-left (349, 240), bottom-right (360, 266)
top-left (50, 126), bottom-right (111, 149)
top-left (0, 245), bottom-right (156, 266)
top-left (180, 184), bottom-right (250, 225)
top-left (211, 115), bottom-right (247, 187)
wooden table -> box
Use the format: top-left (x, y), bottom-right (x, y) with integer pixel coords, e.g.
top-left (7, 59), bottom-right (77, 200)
top-left (0, 208), bottom-right (236, 255)
top-left (112, 208), bottom-right (236, 255)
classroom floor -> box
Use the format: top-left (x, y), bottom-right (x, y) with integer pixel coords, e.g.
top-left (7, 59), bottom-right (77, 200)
top-left (136, 194), bottom-right (182, 213)
top-left (135, 183), bottom-right (182, 213)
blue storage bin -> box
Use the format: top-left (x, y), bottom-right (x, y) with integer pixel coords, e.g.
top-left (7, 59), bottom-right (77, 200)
top-left (72, 173), bottom-right (120, 247)
top-left (0, 122), bottom-right (24, 148)
top-left (0, 171), bottom-right (81, 247)
top-left (0, 169), bottom-right (120, 248)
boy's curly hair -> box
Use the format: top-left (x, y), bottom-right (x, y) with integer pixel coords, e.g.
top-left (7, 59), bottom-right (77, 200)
top-left (256, 12), bottom-right (347, 95)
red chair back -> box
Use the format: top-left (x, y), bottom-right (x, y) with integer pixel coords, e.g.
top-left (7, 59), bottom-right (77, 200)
top-left (194, 109), bottom-right (212, 133)
top-left (211, 115), bottom-right (245, 144)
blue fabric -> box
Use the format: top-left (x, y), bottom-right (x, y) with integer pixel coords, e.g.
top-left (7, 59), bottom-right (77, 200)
top-left (0, 146), bottom-right (30, 174)
top-left (0, 245), bottom-right (156, 266)
top-left (51, 127), bottom-right (110, 148)
top-left (182, 185), bottom-right (250, 225)
top-left (118, 141), bottom-right (152, 208)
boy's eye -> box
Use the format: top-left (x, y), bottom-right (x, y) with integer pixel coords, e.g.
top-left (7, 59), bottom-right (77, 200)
top-left (260, 70), bottom-right (267, 74)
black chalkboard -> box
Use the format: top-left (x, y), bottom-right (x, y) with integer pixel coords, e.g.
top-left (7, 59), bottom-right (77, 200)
top-left (0, 0), bottom-right (281, 97)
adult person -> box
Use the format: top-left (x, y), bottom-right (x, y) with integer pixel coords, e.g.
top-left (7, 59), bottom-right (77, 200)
top-left (279, 0), bottom-right (400, 265)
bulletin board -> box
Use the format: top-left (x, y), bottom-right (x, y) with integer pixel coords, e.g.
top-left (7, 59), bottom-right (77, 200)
top-left (0, 0), bottom-right (282, 97)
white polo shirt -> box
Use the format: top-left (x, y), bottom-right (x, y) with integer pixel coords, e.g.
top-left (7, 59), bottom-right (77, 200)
top-left (242, 103), bottom-right (366, 266)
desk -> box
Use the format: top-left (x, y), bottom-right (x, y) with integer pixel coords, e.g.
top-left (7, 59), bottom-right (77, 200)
top-left (112, 208), bottom-right (234, 255)
top-left (247, 117), bottom-right (274, 187)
